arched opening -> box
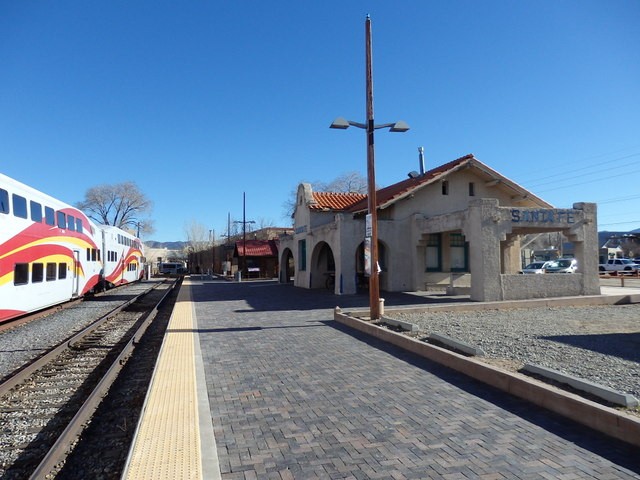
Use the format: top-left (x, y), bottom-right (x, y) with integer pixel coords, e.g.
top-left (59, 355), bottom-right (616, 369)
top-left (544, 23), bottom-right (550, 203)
top-left (280, 248), bottom-right (295, 283)
top-left (356, 240), bottom-right (388, 291)
top-left (310, 241), bottom-right (335, 289)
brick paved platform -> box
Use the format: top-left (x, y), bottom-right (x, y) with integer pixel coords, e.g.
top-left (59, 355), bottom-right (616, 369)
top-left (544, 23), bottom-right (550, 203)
top-left (191, 278), bottom-right (640, 479)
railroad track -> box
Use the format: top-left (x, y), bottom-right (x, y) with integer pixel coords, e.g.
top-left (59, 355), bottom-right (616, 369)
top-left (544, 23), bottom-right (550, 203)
top-left (0, 279), bottom-right (180, 479)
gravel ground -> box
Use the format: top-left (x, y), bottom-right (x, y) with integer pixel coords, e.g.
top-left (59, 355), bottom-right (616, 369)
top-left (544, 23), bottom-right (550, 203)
top-left (0, 281), bottom-right (155, 381)
top-left (393, 304), bottom-right (640, 400)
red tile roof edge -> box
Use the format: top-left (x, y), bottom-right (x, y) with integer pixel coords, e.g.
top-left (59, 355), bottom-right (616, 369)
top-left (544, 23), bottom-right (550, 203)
top-left (310, 191), bottom-right (367, 211)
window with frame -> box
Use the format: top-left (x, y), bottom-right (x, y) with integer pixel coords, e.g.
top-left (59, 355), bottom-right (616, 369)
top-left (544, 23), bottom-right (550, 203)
top-left (45, 206), bottom-right (55, 226)
top-left (46, 263), bottom-right (57, 281)
top-left (425, 233), bottom-right (442, 271)
top-left (75, 218), bottom-right (83, 233)
top-left (441, 181), bottom-right (449, 195)
top-left (58, 263), bottom-right (67, 279)
top-left (56, 211), bottom-right (66, 229)
top-left (298, 240), bottom-right (306, 271)
top-left (32, 263), bottom-right (44, 283)
top-left (12, 194), bottom-right (27, 219)
top-left (30, 201), bottom-right (43, 222)
top-left (450, 233), bottom-right (469, 272)
top-left (14, 263), bottom-right (29, 285)
top-left (0, 188), bottom-right (9, 214)
top-left (468, 182), bottom-right (475, 196)
top-left (67, 215), bottom-right (75, 231)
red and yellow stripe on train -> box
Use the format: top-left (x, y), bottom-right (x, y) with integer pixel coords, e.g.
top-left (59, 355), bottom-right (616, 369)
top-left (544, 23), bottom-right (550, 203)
top-left (0, 173), bottom-right (145, 323)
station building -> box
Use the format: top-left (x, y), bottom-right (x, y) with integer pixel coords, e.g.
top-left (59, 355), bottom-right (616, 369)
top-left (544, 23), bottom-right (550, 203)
top-left (278, 154), bottom-right (600, 302)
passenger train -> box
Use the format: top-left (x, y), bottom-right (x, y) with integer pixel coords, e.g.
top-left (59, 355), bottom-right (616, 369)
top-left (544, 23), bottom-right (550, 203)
top-left (0, 173), bottom-right (146, 323)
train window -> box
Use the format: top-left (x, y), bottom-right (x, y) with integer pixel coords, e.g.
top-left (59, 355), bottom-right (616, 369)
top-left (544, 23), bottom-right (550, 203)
top-left (46, 263), bottom-right (57, 281)
top-left (30, 201), bottom-right (43, 222)
top-left (67, 215), bottom-right (75, 231)
top-left (14, 263), bottom-right (29, 285)
top-left (32, 263), bottom-right (44, 283)
top-left (97, 250), bottom-right (101, 261)
top-left (87, 248), bottom-right (91, 261)
top-left (12, 194), bottom-right (28, 219)
top-left (0, 188), bottom-right (9, 214)
top-left (45, 206), bottom-right (55, 226)
top-left (76, 218), bottom-right (83, 233)
top-left (58, 263), bottom-right (67, 280)
top-left (56, 211), bottom-right (67, 229)
top-left (91, 248), bottom-right (97, 261)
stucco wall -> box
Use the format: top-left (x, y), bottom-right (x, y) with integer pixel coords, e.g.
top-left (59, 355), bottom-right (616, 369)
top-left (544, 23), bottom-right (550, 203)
top-left (501, 274), bottom-right (584, 300)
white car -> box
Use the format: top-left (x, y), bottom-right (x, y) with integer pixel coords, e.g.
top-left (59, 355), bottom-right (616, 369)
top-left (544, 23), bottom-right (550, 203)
top-left (544, 258), bottom-right (578, 273)
top-left (521, 261), bottom-right (551, 274)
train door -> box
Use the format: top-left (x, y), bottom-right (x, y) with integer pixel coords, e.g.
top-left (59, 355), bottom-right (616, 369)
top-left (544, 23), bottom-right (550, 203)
top-left (72, 250), bottom-right (80, 296)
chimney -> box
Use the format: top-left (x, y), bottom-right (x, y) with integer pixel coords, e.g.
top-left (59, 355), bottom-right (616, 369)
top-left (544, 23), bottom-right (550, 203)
top-left (418, 146), bottom-right (425, 175)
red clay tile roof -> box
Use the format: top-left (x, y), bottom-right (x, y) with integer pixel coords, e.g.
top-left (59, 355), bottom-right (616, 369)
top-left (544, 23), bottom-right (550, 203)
top-left (235, 239), bottom-right (278, 257)
top-left (310, 191), bottom-right (367, 211)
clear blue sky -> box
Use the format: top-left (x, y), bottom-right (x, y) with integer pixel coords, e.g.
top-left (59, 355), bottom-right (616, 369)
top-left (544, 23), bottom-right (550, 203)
top-left (2, 1), bottom-right (639, 242)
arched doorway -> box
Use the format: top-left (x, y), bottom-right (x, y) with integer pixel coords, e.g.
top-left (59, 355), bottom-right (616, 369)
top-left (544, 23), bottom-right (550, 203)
top-left (310, 241), bottom-right (335, 290)
top-left (355, 240), bottom-right (388, 291)
top-left (280, 248), bottom-right (295, 283)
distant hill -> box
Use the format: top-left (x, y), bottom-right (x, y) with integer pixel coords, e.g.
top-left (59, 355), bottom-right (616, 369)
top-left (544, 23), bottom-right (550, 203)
top-left (144, 240), bottom-right (187, 250)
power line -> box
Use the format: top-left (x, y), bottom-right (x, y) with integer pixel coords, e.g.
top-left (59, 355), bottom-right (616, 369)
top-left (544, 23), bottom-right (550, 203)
top-left (598, 219), bottom-right (640, 227)
top-left (525, 153), bottom-right (640, 189)
top-left (535, 167), bottom-right (640, 194)
top-left (596, 193), bottom-right (640, 205)
top-left (509, 146), bottom-right (640, 184)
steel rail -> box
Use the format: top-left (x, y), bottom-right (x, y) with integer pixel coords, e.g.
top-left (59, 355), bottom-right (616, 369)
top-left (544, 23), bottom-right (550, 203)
top-left (0, 280), bottom-right (164, 396)
top-left (30, 278), bottom-right (180, 479)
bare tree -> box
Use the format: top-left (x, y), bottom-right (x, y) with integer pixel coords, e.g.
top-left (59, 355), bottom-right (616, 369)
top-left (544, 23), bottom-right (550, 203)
top-left (77, 182), bottom-right (153, 234)
top-left (184, 220), bottom-right (209, 252)
top-left (324, 171), bottom-right (368, 194)
top-left (256, 217), bottom-right (275, 230)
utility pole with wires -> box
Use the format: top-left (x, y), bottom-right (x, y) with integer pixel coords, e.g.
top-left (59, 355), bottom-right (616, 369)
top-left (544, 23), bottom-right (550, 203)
top-left (233, 192), bottom-right (255, 280)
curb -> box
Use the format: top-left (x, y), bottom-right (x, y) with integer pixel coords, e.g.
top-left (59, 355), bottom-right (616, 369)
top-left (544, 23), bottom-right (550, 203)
top-left (334, 308), bottom-right (640, 448)
top-left (522, 363), bottom-right (639, 408)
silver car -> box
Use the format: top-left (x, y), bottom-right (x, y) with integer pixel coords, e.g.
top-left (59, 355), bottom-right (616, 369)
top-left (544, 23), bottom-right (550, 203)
top-left (544, 258), bottom-right (578, 273)
top-left (521, 261), bottom-right (551, 274)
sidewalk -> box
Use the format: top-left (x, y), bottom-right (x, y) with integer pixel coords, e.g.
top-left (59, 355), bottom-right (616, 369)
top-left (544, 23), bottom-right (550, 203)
top-left (191, 279), bottom-right (640, 479)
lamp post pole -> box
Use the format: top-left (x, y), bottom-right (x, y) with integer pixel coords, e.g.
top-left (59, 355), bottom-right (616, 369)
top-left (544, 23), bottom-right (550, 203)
top-left (330, 15), bottom-right (409, 320)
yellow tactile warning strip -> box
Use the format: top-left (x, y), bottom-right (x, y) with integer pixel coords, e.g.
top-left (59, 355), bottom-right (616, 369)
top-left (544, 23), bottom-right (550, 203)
top-left (124, 282), bottom-right (202, 480)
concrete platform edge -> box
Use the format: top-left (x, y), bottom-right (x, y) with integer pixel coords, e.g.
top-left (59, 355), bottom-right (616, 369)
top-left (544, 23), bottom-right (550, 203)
top-left (334, 308), bottom-right (640, 448)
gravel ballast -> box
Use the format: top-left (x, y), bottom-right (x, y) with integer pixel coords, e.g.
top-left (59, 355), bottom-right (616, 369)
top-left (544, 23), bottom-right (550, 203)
top-left (393, 303), bottom-right (640, 399)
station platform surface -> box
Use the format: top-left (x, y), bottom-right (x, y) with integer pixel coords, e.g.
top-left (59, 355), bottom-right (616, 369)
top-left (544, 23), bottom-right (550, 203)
top-left (125, 278), bottom-right (640, 479)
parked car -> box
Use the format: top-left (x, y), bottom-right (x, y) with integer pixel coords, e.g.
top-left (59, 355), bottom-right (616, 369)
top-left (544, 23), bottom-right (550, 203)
top-left (544, 258), bottom-right (578, 273)
top-left (598, 258), bottom-right (640, 273)
top-left (521, 261), bottom-right (551, 274)
top-left (634, 258), bottom-right (640, 265)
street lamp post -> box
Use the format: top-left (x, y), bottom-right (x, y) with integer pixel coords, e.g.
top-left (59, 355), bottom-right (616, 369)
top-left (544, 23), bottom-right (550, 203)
top-left (330, 15), bottom-right (409, 320)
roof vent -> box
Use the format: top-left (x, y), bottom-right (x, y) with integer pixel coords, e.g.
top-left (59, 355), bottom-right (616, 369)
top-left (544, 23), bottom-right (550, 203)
top-left (418, 146), bottom-right (425, 175)
top-left (407, 171), bottom-right (420, 179)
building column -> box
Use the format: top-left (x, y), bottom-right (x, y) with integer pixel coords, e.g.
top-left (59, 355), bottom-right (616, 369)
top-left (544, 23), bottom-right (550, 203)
top-left (569, 202), bottom-right (600, 295)
top-left (466, 199), bottom-right (507, 302)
